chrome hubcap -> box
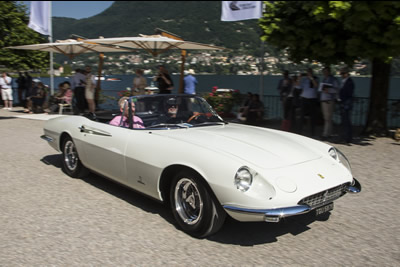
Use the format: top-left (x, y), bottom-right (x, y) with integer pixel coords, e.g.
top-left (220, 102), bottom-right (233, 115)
top-left (174, 178), bottom-right (203, 225)
top-left (64, 140), bottom-right (78, 171)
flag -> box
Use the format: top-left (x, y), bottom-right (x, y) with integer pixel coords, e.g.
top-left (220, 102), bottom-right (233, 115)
top-left (221, 1), bottom-right (262, 21)
top-left (28, 1), bottom-right (51, 35)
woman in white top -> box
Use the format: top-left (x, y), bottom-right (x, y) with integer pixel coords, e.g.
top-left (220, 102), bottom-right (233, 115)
top-left (132, 69), bottom-right (147, 95)
top-left (84, 66), bottom-right (96, 116)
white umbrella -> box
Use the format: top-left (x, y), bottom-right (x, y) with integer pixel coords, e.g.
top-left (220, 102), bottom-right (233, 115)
top-left (7, 39), bottom-right (131, 59)
top-left (84, 34), bottom-right (226, 56)
top-left (7, 39), bottom-right (132, 96)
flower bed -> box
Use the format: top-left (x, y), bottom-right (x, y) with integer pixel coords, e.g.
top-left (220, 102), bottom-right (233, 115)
top-left (203, 87), bottom-right (241, 118)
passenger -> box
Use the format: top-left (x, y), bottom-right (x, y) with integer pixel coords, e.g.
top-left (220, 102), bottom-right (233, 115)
top-left (109, 97), bottom-right (145, 129)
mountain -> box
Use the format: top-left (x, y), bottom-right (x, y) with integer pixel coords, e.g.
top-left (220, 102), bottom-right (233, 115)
top-left (52, 1), bottom-right (262, 55)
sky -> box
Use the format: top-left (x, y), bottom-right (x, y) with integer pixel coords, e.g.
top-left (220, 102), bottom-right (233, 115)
top-left (20, 1), bottom-right (115, 19)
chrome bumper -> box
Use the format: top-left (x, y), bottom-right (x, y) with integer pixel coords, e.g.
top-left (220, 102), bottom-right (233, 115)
top-left (224, 178), bottom-right (361, 223)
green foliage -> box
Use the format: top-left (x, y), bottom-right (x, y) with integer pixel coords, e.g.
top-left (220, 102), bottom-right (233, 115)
top-left (0, 1), bottom-right (49, 71)
top-left (259, 1), bottom-right (400, 65)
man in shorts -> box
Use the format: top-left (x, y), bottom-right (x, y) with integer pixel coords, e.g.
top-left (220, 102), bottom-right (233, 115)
top-left (0, 72), bottom-right (13, 110)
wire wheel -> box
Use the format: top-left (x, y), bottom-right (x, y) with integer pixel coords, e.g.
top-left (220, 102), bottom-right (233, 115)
top-left (64, 140), bottom-right (78, 172)
top-left (174, 178), bottom-right (204, 225)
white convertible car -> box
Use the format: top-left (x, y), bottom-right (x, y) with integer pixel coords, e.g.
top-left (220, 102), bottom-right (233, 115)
top-left (41, 94), bottom-right (361, 238)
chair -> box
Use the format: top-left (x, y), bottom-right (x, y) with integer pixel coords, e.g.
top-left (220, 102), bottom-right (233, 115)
top-left (58, 91), bottom-right (73, 115)
top-left (58, 100), bottom-right (73, 114)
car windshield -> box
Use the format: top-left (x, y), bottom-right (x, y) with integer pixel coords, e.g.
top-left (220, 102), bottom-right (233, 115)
top-left (126, 94), bottom-right (225, 129)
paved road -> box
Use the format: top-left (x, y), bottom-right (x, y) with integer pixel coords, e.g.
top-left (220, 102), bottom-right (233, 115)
top-left (0, 111), bottom-right (399, 266)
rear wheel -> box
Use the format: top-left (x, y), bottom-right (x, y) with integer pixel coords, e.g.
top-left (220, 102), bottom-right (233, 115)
top-left (170, 170), bottom-right (226, 238)
top-left (61, 136), bottom-right (88, 178)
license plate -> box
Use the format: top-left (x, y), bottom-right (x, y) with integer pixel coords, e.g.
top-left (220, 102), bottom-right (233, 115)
top-left (315, 202), bottom-right (334, 216)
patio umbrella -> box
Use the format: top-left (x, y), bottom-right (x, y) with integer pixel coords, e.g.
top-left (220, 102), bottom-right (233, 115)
top-left (84, 35), bottom-right (226, 56)
top-left (84, 35), bottom-right (227, 93)
top-left (7, 39), bottom-right (132, 95)
top-left (7, 39), bottom-right (131, 59)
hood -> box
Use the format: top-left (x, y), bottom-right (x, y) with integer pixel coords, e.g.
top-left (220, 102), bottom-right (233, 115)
top-left (159, 124), bottom-right (322, 169)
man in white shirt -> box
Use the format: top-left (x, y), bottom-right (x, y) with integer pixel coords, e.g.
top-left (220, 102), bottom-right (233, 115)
top-left (0, 72), bottom-right (13, 110)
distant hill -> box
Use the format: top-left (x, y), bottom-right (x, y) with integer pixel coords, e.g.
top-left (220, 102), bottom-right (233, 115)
top-left (52, 1), bottom-right (262, 55)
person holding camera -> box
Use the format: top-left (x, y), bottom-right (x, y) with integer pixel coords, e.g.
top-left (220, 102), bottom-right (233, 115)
top-left (154, 65), bottom-right (173, 94)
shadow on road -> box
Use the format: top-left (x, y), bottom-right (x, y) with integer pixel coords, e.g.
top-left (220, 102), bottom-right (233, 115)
top-left (40, 154), bottom-right (328, 245)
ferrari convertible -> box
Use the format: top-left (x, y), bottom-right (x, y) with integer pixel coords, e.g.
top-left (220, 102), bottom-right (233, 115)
top-left (41, 94), bottom-right (361, 238)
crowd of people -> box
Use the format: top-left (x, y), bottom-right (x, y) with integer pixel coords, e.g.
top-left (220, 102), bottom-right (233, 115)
top-left (274, 67), bottom-right (355, 144)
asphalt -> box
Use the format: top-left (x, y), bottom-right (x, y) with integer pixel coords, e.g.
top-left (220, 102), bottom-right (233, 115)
top-left (0, 106), bottom-right (399, 266)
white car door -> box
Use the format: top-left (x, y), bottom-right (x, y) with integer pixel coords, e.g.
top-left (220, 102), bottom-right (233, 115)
top-left (78, 121), bottom-right (130, 184)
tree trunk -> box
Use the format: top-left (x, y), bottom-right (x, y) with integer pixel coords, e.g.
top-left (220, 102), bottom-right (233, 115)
top-left (362, 58), bottom-right (391, 136)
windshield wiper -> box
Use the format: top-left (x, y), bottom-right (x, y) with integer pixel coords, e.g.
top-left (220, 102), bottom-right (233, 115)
top-left (147, 123), bottom-right (190, 129)
top-left (192, 122), bottom-right (226, 127)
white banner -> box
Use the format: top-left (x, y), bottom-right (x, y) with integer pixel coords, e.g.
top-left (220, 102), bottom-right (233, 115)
top-left (221, 1), bottom-right (262, 21)
top-left (28, 1), bottom-right (51, 35)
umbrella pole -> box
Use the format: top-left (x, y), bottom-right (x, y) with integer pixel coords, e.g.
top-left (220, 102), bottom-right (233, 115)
top-left (95, 53), bottom-right (104, 107)
top-left (179, 50), bottom-right (186, 94)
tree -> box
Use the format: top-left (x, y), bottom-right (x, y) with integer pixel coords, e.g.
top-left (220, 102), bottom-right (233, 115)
top-left (0, 1), bottom-right (49, 71)
top-left (259, 1), bottom-right (400, 135)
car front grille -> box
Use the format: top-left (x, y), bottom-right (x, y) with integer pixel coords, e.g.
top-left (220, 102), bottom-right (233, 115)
top-left (298, 183), bottom-right (349, 209)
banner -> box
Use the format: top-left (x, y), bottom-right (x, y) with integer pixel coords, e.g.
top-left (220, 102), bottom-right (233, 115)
top-left (221, 1), bottom-right (262, 21)
top-left (28, 1), bottom-right (51, 35)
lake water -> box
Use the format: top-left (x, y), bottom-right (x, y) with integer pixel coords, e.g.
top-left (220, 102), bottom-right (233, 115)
top-left (34, 74), bottom-right (400, 99)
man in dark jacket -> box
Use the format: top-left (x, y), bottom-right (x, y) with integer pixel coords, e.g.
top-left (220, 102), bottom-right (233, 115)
top-left (338, 67), bottom-right (355, 144)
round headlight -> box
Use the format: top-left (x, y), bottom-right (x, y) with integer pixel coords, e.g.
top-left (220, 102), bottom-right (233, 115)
top-left (337, 149), bottom-right (352, 173)
top-left (329, 147), bottom-right (338, 160)
top-left (234, 167), bottom-right (253, 192)
top-left (329, 147), bottom-right (352, 173)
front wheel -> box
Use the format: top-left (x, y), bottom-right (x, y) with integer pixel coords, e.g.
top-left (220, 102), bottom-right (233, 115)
top-left (61, 136), bottom-right (89, 178)
top-left (170, 170), bottom-right (226, 238)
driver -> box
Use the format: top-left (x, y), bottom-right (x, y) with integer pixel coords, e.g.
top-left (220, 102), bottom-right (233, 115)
top-left (163, 97), bottom-right (193, 123)
top-left (109, 97), bottom-right (145, 128)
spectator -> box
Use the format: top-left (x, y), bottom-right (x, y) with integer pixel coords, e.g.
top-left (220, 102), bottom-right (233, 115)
top-left (246, 94), bottom-right (264, 126)
top-left (16, 72), bottom-right (26, 107)
top-left (25, 80), bottom-right (46, 114)
top-left (288, 75), bottom-right (302, 133)
top-left (48, 81), bottom-right (73, 113)
top-left (84, 66), bottom-right (96, 118)
top-left (338, 67), bottom-right (355, 144)
top-left (183, 69), bottom-right (198, 94)
top-left (24, 72), bottom-right (33, 108)
top-left (319, 67), bottom-right (339, 140)
top-left (109, 96), bottom-right (145, 129)
top-left (0, 72), bottom-right (13, 110)
top-left (299, 68), bottom-right (319, 137)
top-left (154, 65), bottom-right (173, 94)
top-left (277, 70), bottom-right (292, 110)
top-left (132, 69), bottom-right (147, 95)
top-left (277, 70), bottom-right (293, 130)
top-left (71, 69), bottom-right (87, 115)
top-left (237, 92), bottom-right (253, 122)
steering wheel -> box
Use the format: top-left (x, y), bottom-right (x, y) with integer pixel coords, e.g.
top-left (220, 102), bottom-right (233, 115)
top-left (187, 113), bottom-right (206, 123)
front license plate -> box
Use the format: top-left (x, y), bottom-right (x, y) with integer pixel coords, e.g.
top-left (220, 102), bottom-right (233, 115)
top-left (315, 202), bottom-right (334, 216)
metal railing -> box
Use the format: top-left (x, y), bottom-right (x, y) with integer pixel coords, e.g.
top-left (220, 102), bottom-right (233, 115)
top-left (261, 95), bottom-right (400, 128)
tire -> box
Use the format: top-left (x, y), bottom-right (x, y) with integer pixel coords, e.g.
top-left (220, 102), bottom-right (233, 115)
top-left (170, 170), bottom-right (226, 238)
top-left (61, 136), bottom-right (89, 178)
